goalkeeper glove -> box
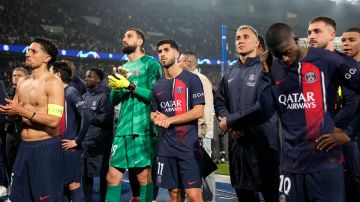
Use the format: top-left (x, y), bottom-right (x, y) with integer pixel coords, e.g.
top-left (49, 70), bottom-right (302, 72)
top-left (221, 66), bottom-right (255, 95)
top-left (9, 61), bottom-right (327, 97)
top-left (114, 66), bottom-right (132, 79)
top-left (108, 75), bottom-right (130, 90)
top-left (108, 67), bottom-right (136, 92)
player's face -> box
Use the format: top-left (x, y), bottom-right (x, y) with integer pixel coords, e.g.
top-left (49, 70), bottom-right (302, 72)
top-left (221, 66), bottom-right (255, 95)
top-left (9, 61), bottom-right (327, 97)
top-left (157, 44), bottom-right (179, 69)
top-left (179, 54), bottom-right (193, 71)
top-left (341, 31), bottom-right (360, 58)
top-left (25, 42), bottom-right (51, 69)
top-left (272, 39), bottom-right (300, 67)
top-left (235, 28), bottom-right (259, 56)
top-left (12, 70), bottom-right (26, 85)
top-left (122, 30), bottom-right (140, 54)
top-left (84, 70), bottom-right (100, 89)
top-left (307, 21), bottom-right (335, 49)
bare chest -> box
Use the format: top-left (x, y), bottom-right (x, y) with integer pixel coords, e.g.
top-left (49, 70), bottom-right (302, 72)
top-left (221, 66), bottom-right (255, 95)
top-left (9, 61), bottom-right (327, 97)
top-left (17, 80), bottom-right (48, 107)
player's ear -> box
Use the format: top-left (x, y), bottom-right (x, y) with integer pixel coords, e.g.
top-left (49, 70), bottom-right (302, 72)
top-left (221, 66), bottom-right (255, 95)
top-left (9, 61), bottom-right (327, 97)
top-left (175, 50), bottom-right (180, 60)
top-left (43, 54), bottom-right (52, 64)
top-left (294, 36), bottom-right (300, 45)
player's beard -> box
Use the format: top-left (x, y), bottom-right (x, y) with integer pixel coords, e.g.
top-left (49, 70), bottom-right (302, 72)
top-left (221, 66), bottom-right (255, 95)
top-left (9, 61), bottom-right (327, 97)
top-left (122, 45), bottom-right (136, 54)
top-left (162, 57), bottom-right (175, 69)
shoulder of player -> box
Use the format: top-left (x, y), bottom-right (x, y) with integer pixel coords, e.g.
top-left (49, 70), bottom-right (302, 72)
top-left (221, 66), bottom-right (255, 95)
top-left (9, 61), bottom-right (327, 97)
top-left (45, 73), bottom-right (63, 87)
top-left (65, 85), bottom-right (80, 96)
top-left (335, 51), bottom-right (359, 67)
top-left (195, 71), bottom-right (212, 85)
top-left (17, 75), bottom-right (31, 85)
top-left (309, 47), bottom-right (342, 63)
top-left (144, 55), bottom-right (162, 69)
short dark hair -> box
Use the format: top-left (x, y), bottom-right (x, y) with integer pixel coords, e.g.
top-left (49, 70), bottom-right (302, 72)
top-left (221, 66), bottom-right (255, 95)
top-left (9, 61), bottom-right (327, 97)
top-left (266, 23), bottom-right (294, 50)
top-left (157, 39), bottom-right (179, 51)
top-left (181, 50), bottom-right (198, 59)
top-left (31, 37), bottom-right (58, 65)
top-left (258, 34), bottom-right (266, 50)
top-left (13, 67), bottom-right (28, 75)
top-left (310, 16), bottom-right (336, 31)
top-left (127, 28), bottom-right (146, 47)
top-left (51, 61), bottom-right (72, 83)
top-left (88, 68), bottom-right (104, 81)
top-left (344, 27), bottom-right (360, 33)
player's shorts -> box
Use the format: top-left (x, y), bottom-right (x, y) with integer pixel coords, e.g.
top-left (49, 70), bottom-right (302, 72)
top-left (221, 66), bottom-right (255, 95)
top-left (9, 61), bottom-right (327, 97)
top-left (156, 155), bottom-right (202, 189)
top-left (10, 137), bottom-right (63, 202)
top-left (109, 135), bottom-right (157, 169)
top-left (278, 165), bottom-right (344, 202)
top-left (63, 148), bottom-right (82, 184)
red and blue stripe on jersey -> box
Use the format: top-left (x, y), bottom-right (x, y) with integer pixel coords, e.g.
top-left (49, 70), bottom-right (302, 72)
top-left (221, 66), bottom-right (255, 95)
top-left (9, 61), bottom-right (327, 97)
top-left (152, 70), bottom-right (205, 157)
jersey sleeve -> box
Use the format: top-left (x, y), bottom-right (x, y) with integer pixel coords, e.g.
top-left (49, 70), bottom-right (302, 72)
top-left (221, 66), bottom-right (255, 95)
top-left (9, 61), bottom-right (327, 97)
top-left (335, 86), bottom-right (360, 129)
top-left (190, 75), bottom-right (205, 106)
top-left (227, 71), bottom-right (276, 128)
top-left (110, 89), bottom-right (128, 106)
top-left (69, 89), bottom-right (91, 145)
top-left (151, 85), bottom-right (159, 112)
top-left (335, 56), bottom-right (360, 93)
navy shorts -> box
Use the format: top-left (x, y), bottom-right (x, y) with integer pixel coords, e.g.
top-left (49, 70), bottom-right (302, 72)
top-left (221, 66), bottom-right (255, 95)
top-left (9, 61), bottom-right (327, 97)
top-left (10, 137), bottom-right (63, 202)
top-left (63, 148), bottom-right (82, 184)
top-left (156, 155), bottom-right (202, 189)
top-left (279, 165), bottom-right (344, 202)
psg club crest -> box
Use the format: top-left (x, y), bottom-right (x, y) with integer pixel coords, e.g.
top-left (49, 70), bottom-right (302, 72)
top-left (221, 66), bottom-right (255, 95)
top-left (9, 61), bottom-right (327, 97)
top-left (176, 86), bottom-right (183, 94)
top-left (135, 70), bottom-right (141, 76)
top-left (246, 74), bottom-right (256, 86)
top-left (305, 72), bottom-right (317, 83)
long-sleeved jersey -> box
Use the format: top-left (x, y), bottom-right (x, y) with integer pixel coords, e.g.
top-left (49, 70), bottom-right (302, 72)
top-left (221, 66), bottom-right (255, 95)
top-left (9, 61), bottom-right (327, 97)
top-left (58, 86), bottom-right (90, 145)
top-left (264, 47), bottom-right (360, 173)
top-left (214, 57), bottom-right (279, 189)
top-left (111, 55), bottom-right (163, 137)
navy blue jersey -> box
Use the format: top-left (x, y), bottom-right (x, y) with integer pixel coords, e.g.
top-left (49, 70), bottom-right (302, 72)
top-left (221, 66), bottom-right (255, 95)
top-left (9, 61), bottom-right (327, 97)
top-left (151, 70), bottom-right (205, 157)
top-left (269, 47), bottom-right (360, 173)
top-left (59, 86), bottom-right (90, 145)
top-left (334, 51), bottom-right (360, 132)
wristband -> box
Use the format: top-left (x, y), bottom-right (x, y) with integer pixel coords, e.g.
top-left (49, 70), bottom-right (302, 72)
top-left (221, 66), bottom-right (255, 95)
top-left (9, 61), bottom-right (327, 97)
top-left (30, 112), bottom-right (36, 121)
top-left (128, 83), bottom-right (136, 93)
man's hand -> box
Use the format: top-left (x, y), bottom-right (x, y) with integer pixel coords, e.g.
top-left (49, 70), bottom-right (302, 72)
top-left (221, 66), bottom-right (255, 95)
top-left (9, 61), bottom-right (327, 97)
top-left (153, 111), bottom-right (173, 128)
top-left (315, 128), bottom-right (351, 152)
top-left (0, 98), bottom-right (21, 116)
top-left (229, 129), bottom-right (244, 140)
top-left (62, 139), bottom-right (78, 150)
top-left (199, 124), bottom-right (207, 138)
top-left (108, 75), bottom-right (130, 90)
top-left (218, 117), bottom-right (229, 135)
top-left (114, 66), bottom-right (132, 79)
top-left (259, 50), bottom-right (273, 73)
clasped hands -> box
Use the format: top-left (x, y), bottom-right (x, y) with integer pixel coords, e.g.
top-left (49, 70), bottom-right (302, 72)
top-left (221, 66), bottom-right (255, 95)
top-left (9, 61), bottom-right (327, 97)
top-left (108, 66), bottom-right (132, 90)
top-left (152, 111), bottom-right (174, 128)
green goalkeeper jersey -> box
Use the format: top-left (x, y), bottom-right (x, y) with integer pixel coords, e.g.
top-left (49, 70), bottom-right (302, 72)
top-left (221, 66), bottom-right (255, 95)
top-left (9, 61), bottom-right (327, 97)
top-left (110, 55), bottom-right (163, 136)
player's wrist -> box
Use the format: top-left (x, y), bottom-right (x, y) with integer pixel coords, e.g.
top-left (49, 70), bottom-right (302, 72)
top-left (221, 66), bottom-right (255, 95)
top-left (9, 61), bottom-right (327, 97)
top-left (127, 82), bottom-right (136, 93)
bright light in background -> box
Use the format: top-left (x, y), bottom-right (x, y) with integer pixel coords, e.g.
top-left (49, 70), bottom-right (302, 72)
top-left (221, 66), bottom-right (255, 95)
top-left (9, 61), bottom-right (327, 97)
top-left (328, 0), bottom-right (358, 4)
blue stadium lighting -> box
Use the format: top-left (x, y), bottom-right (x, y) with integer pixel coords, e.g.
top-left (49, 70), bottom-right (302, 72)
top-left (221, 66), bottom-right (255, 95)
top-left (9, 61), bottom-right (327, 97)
top-left (0, 43), bottom-right (236, 64)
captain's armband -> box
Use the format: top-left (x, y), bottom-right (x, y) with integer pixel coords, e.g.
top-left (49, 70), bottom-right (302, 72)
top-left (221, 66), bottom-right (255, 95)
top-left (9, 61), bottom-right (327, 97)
top-left (48, 104), bottom-right (64, 117)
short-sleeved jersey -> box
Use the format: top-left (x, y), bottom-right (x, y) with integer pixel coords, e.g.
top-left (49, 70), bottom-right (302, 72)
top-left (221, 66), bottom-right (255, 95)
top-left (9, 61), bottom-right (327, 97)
top-left (270, 47), bottom-right (360, 173)
top-left (58, 86), bottom-right (85, 140)
top-left (111, 55), bottom-right (163, 137)
top-left (151, 70), bottom-right (205, 157)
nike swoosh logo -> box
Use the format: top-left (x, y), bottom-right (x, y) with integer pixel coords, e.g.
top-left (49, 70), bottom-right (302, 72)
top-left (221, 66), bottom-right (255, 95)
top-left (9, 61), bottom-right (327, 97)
top-left (188, 180), bottom-right (197, 185)
top-left (157, 91), bottom-right (164, 96)
top-left (39, 195), bottom-right (50, 201)
top-left (275, 79), bottom-right (285, 85)
top-left (227, 78), bottom-right (235, 83)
